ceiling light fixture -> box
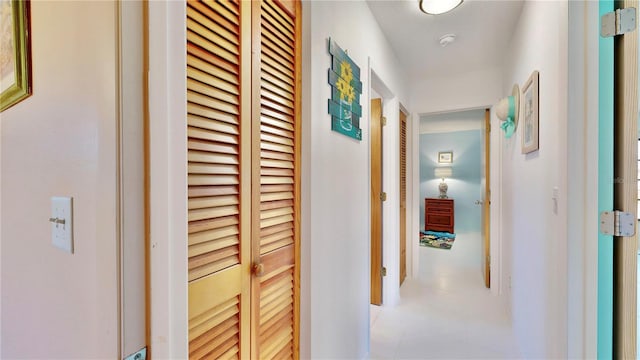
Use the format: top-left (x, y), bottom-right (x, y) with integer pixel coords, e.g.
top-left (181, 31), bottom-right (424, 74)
top-left (419, 0), bottom-right (463, 15)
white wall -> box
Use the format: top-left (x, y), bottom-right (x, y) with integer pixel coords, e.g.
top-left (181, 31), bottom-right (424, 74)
top-left (302, 1), bottom-right (409, 357)
top-left (1, 1), bottom-right (119, 357)
top-left (501, 1), bottom-right (569, 357)
top-left (411, 67), bottom-right (503, 115)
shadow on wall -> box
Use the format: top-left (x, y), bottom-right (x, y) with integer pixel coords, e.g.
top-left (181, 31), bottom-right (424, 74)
top-left (419, 130), bottom-right (482, 233)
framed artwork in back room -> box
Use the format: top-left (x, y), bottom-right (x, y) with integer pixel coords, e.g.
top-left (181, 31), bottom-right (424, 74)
top-left (438, 151), bottom-right (453, 163)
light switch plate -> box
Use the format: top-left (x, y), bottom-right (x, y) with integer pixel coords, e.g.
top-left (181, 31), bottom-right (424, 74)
top-left (51, 196), bottom-right (73, 253)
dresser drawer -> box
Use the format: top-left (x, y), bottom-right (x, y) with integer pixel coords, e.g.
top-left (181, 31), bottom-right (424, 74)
top-left (425, 199), bottom-right (454, 210)
top-left (426, 206), bottom-right (452, 214)
top-left (425, 198), bottom-right (454, 233)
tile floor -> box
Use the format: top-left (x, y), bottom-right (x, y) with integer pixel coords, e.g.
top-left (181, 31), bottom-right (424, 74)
top-left (369, 232), bottom-right (520, 359)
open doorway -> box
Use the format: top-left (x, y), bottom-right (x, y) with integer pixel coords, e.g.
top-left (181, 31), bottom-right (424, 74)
top-left (369, 70), bottom-right (406, 331)
top-left (417, 109), bottom-right (488, 283)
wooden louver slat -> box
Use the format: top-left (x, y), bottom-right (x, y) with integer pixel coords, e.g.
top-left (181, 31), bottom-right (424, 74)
top-left (188, 1), bottom-right (238, 35)
top-left (261, 45), bottom-right (294, 73)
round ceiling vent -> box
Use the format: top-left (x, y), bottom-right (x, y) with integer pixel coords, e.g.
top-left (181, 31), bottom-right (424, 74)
top-left (439, 33), bottom-right (457, 47)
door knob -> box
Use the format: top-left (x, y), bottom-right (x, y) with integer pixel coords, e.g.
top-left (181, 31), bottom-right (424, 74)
top-left (253, 263), bottom-right (265, 277)
top-left (475, 200), bottom-right (483, 205)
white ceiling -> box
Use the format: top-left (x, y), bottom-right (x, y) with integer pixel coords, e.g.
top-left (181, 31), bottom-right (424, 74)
top-left (366, 0), bottom-right (524, 79)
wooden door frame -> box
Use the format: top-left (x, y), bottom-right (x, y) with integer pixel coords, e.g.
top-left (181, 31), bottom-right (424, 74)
top-left (487, 107), bottom-right (502, 296)
top-left (613, 0), bottom-right (638, 356)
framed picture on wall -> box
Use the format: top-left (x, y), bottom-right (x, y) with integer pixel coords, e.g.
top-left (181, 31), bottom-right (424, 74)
top-left (1, 0), bottom-right (31, 112)
top-left (522, 70), bottom-right (539, 154)
top-left (438, 151), bottom-right (453, 163)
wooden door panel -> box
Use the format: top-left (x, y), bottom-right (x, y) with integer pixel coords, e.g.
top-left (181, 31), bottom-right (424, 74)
top-left (186, 1), bottom-right (249, 359)
top-left (370, 98), bottom-right (383, 305)
top-left (253, 1), bottom-right (300, 359)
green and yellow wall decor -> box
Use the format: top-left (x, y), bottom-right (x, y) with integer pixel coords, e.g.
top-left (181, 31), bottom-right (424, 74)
top-left (328, 38), bottom-right (362, 141)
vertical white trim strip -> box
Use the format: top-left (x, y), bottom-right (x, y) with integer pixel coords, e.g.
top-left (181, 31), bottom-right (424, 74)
top-left (115, 1), bottom-right (123, 357)
top-left (119, 1), bottom-right (146, 357)
top-left (567, 1), bottom-right (599, 358)
top-left (148, 1), bottom-right (188, 358)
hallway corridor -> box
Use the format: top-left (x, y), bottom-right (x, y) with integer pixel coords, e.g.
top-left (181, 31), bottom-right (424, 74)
top-left (369, 233), bottom-right (520, 359)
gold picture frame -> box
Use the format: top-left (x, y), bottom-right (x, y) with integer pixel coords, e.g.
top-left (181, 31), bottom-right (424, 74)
top-left (438, 151), bottom-right (453, 163)
top-left (1, 0), bottom-right (31, 112)
top-left (521, 70), bottom-right (539, 154)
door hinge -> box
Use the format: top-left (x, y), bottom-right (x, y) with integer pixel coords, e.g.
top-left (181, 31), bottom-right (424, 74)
top-left (381, 267), bottom-right (387, 277)
top-left (380, 192), bottom-right (387, 201)
top-left (599, 210), bottom-right (636, 236)
top-left (124, 347), bottom-right (147, 360)
top-left (382, 116), bottom-right (387, 126)
top-left (601, 8), bottom-right (636, 38)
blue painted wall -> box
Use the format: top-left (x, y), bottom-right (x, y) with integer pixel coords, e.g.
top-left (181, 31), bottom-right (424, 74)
top-left (419, 130), bottom-right (482, 233)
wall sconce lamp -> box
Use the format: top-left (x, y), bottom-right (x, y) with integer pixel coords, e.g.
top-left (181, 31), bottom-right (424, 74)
top-left (495, 84), bottom-right (520, 138)
top-left (419, 0), bottom-right (463, 15)
top-left (434, 167), bottom-right (453, 198)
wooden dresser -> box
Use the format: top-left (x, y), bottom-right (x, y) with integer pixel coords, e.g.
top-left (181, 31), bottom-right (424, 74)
top-left (425, 198), bottom-right (454, 233)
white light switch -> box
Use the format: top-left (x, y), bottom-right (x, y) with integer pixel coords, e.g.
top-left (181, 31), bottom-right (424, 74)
top-left (51, 196), bottom-right (73, 253)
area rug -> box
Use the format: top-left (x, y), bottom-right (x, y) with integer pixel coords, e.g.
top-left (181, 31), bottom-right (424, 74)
top-left (419, 230), bottom-right (456, 250)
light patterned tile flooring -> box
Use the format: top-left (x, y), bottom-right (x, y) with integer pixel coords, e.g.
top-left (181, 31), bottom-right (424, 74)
top-left (369, 232), bottom-right (520, 359)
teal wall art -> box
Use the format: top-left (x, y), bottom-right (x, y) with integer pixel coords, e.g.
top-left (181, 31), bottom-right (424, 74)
top-left (328, 38), bottom-right (362, 140)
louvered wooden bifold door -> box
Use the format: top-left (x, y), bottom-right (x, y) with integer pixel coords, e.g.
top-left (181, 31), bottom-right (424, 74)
top-left (251, 1), bottom-right (299, 358)
top-left (399, 111), bottom-right (407, 285)
top-left (186, 0), bottom-right (300, 359)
